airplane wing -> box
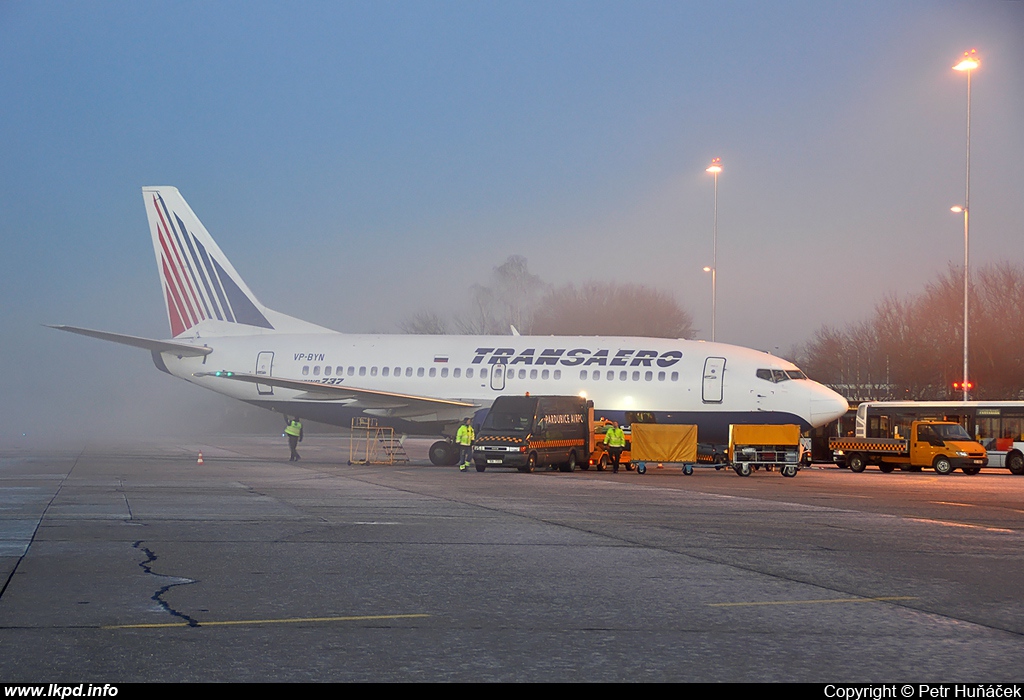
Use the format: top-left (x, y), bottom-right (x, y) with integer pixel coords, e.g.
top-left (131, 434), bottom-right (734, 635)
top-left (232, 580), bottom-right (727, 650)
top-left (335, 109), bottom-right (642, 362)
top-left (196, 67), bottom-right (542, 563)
top-left (195, 371), bottom-right (479, 417)
top-left (48, 325), bottom-right (213, 357)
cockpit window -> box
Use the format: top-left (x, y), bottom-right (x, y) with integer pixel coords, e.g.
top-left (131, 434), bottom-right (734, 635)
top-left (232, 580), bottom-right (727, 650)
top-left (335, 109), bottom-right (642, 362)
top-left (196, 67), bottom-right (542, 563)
top-left (757, 366), bottom-right (794, 382)
top-left (757, 368), bottom-right (800, 383)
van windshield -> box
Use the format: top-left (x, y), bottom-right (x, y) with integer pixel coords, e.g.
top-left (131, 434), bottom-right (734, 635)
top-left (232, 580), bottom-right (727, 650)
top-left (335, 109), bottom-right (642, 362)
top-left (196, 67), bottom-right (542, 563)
top-left (931, 424), bottom-right (972, 442)
top-left (482, 397), bottom-right (537, 433)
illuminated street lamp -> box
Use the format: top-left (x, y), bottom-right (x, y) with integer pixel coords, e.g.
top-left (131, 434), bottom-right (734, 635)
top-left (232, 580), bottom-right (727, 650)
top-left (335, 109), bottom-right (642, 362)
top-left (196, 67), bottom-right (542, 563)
top-left (705, 157), bottom-right (722, 342)
top-left (953, 49), bottom-right (979, 401)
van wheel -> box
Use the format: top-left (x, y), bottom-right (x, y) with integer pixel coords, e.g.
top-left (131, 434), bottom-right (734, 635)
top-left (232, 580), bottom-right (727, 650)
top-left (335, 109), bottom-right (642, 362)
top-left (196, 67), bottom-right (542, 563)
top-left (933, 456), bottom-right (953, 475)
top-left (962, 467), bottom-right (980, 475)
top-left (476, 464), bottom-right (486, 472)
top-left (1007, 452), bottom-right (1024, 475)
top-left (560, 451), bottom-right (578, 473)
top-left (519, 453), bottom-right (538, 473)
top-left (878, 463), bottom-right (895, 473)
top-left (848, 454), bottom-right (867, 473)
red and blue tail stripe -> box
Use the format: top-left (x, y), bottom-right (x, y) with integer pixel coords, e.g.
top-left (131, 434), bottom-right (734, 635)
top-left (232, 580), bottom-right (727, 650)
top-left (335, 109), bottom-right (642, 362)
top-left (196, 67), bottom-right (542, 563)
top-left (150, 193), bottom-right (272, 336)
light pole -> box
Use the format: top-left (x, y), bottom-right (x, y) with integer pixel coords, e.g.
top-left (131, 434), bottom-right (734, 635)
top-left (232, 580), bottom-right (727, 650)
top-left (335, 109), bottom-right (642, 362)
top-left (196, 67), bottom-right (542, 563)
top-left (953, 49), bottom-right (979, 401)
top-left (705, 157), bottom-right (722, 342)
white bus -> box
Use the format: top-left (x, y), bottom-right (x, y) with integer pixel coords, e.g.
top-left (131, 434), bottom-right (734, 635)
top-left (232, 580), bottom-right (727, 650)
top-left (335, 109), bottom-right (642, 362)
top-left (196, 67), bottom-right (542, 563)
top-left (855, 401), bottom-right (1024, 475)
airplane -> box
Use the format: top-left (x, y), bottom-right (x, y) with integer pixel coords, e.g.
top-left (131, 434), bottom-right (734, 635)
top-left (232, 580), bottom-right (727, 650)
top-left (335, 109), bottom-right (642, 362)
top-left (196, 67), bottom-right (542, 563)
top-left (52, 186), bottom-right (848, 465)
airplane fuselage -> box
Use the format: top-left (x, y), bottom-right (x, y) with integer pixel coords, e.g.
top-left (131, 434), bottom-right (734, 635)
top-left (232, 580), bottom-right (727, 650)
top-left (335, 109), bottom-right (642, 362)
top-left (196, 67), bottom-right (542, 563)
top-left (156, 326), bottom-right (848, 443)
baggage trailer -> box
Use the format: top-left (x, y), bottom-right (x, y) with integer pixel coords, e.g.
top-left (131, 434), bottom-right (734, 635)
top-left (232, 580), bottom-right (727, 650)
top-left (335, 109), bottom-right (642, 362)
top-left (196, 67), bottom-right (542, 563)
top-left (631, 424), bottom-right (699, 475)
top-left (729, 424), bottom-right (801, 477)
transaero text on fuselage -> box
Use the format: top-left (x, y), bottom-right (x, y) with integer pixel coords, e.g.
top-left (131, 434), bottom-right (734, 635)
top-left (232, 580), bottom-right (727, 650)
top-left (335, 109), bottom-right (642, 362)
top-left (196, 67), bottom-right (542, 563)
top-left (471, 348), bottom-right (684, 367)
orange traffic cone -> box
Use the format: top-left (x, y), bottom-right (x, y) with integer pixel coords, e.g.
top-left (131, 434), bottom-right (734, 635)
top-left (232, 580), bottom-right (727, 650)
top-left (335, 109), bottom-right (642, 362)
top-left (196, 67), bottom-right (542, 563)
top-left (197, 451), bottom-right (204, 466)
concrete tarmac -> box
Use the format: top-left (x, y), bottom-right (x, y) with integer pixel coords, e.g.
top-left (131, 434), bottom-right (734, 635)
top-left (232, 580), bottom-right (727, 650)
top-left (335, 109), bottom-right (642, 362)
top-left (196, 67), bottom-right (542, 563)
top-left (1, 435), bottom-right (1022, 682)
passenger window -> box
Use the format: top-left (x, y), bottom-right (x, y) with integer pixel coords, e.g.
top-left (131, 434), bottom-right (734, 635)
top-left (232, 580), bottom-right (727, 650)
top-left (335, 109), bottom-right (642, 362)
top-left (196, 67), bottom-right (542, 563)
top-left (324, 366), bottom-right (331, 376)
top-left (394, 367), bottom-right (400, 376)
top-left (619, 371), bottom-right (627, 381)
top-left (607, 371), bottom-right (614, 381)
top-left (658, 371), bottom-right (665, 381)
top-left (671, 372), bottom-right (678, 381)
top-left (466, 368), bottom-right (473, 378)
top-left (453, 368), bottom-right (461, 378)
top-left (480, 369), bottom-right (487, 378)
top-left (429, 368), bottom-right (436, 377)
top-left (541, 370), bottom-right (549, 380)
top-left (302, 366), bottom-right (309, 376)
top-left (370, 367), bottom-right (377, 376)
top-left (530, 369), bottom-right (537, 379)
top-left (337, 366), bottom-right (343, 375)
top-left (417, 368), bottom-right (424, 377)
top-left (348, 366), bottom-right (355, 376)
top-left (580, 370), bottom-right (588, 380)
top-left (645, 371), bottom-right (652, 381)
top-left (441, 368), bottom-right (448, 378)
top-left (359, 367), bottom-right (366, 376)
top-left (553, 370), bottom-right (561, 380)
top-left (406, 367), bottom-right (413, 377)
top-left (518, 369), bottom-right (526, 379)
top-left (382, 367), bottom-right (389, 377)
top-left (632, 371), bottom-right (640, 381)
top-left (592, 371), bottom-right (599, 381)
top-left (313, 366), bottom-right (321, 376)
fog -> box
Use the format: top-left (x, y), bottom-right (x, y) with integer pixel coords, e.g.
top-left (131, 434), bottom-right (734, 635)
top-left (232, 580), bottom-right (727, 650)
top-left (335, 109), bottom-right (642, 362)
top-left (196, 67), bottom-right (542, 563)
top-left (1, 1), bottom-right (1022, 444)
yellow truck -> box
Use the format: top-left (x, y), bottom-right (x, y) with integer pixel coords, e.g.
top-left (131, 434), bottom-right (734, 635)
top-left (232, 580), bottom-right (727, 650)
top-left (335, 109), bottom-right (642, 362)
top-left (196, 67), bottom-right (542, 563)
top-left (829, 421), bottom-right (987, 475)
top-left (729, 424), bottom-right (802, 477)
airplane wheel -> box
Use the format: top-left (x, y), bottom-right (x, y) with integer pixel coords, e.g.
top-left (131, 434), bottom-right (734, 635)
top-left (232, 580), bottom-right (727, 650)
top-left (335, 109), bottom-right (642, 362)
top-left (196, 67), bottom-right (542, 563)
top-left (933, 456), bottom-right (953, 475)
top-left (429, 441), bottom-right (454, 466)
top-left (637, 463), bottom-right (646, 475)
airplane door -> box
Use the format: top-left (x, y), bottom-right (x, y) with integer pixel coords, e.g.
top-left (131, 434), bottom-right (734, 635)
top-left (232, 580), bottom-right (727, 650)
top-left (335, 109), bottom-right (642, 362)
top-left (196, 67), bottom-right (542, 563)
top-left (255, 351), bottom-right (274, 395)
top-left (489, 362), bottom-right (506, 391)
top-left (702, 357), bottom-right (726, 404)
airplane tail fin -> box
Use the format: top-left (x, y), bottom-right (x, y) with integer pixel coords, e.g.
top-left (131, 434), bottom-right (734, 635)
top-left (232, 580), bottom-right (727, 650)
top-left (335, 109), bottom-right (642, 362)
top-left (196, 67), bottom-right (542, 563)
top-left (143, 186), bottom-right (327, 337)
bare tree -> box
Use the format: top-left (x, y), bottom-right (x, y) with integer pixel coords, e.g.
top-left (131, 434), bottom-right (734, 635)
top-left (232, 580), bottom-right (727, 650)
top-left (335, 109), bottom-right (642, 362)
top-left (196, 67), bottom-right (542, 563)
top-left (531, 282), bottom-right (695, 339)
top-left (452, 256), bottom-right (545, 334)
top-left (802, 262), bottom-right (1024, 401)
top-left (399, 311), bottom-right (449, 335)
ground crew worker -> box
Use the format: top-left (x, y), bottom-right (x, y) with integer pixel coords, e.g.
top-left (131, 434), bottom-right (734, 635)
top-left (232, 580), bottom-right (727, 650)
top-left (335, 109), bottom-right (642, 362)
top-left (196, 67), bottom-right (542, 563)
top-left (285, 416), bottom-right (303, 462)
top-left (604, 420), bottom-right (626, 473)
top-left (456, 417), bottom-right (475, 472)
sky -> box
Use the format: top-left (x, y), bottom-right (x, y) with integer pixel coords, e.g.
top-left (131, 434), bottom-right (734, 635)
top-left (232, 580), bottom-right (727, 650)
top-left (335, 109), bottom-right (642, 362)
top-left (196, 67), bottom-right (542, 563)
top-left (1, 1), bottom-right (1022, 442)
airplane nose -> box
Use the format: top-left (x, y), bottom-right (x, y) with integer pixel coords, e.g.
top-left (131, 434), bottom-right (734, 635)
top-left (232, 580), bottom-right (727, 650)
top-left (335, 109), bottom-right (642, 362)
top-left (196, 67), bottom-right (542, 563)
top-left (809, 385), bottom-right (848, 427)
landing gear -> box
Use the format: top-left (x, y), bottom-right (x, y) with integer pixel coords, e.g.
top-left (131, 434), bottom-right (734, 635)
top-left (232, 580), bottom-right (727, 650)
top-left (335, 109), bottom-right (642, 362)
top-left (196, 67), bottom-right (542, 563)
top-left (429, 441), bottom-right (457, 466)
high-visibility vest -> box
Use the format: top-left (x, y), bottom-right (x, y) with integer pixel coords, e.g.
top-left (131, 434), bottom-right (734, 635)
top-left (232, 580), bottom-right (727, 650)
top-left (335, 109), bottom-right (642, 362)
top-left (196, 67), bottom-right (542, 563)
top-left (285, 420), bottom-right (302, 437)
top-left (456, 424), bottom-right (475, 445)
top-left (604, 427), bottom-right (625, 447)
